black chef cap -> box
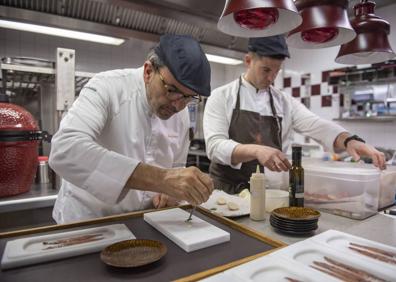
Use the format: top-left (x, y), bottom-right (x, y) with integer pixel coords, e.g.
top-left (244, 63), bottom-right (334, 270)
top-left (248, 35), bottom-right (290, 58)
top-left (154, 34), bottom-right (211, 97)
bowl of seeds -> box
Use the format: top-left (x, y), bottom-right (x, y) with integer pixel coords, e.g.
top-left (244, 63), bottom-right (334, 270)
top-left (272, 207), bottom-right (321, 221)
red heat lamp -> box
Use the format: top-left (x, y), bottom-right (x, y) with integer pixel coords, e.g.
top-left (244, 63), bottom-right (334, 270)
top-left (218, 0), bottom-right (302, 37)
top-left (233, 8), bottom-right (279, 30)
top-left (301, 27), bottom-right (339, 43)
top-left (336, 0), bottom-right (395, 65)
top-left (287, 0), bottom-right (356, 49)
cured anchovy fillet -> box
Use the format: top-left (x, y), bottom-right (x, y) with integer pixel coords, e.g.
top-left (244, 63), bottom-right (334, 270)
top-left (350, 242), bottom-right (396, 258)
top-left (310, 256), bottom-right (388, 282)
top-left (42, 233), bottom-right (103, 245)
top-left (313, 261), bottom-right (366, 282)
top-left (348, 246), bottom-right (396, 265)
top-left (284, 277), bottom-right (303, 282)
top-left (42, 233), bottom-right (104, 249)
top-left (311, 265), bottom-right (357, 282)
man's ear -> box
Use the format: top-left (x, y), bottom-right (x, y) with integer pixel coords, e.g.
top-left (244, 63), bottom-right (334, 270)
top-left (244, 54), bottom-right (252, 67)
top-left (143, 60), bottom-right (155, 83)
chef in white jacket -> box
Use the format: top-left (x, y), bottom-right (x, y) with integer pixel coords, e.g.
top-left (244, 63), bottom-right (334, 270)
top-left (203, 35), bottom-right (386, 194)
top-left (50, 34), bottom-right (214, 223)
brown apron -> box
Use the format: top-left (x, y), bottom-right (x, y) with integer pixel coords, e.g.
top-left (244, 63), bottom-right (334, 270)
top-left (209, 77), bottom-right (282, 194)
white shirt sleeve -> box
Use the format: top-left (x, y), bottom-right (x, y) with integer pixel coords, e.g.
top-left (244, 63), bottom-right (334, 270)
top-left (203, 82), bottom-right (242, 169)
top-left (49, 83), bottom-right (139, 206)
top-left (289, 97), bottom-right (347, 152)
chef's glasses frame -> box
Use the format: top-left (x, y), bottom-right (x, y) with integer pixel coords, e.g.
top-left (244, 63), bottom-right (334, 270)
top-left (152, 65), bottom-right (202, 105)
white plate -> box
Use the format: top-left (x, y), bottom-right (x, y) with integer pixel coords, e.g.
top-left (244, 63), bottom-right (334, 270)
top-left (200, 190), bottom-right (250, 218)
top-left (143, 208), bottom-right (230, 253)
top-left (273, 239), bottom-right (396, 281)
top-left (1, 224), bottom-right (135, 270)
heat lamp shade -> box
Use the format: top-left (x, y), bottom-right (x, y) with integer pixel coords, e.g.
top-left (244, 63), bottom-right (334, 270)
top-left (217, 0), bottom-right (302, 38)
top-left (335, 0), bottom-right (395, 65)
top-left (287, 0), bottom-right (356, 49)
top-left (335, 32), bottom-right (395, 65)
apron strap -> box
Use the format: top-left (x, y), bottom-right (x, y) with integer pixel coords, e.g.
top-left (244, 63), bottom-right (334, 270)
top-left (268, 88), bottom-right (282, 148)
top-left (235, 76), bottom-right (242, 110)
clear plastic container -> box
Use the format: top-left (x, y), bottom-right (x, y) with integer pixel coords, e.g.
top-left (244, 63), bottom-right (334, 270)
top-left (303, 160), bottom-right (380, 219)
top-left (265, 189), bottom-right (289, 212)
top-left (379, 166), bottom-right (396, 209)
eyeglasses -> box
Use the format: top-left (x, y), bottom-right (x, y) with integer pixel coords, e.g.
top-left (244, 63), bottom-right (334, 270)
top-left (157, 72), bottom-right (202, 105)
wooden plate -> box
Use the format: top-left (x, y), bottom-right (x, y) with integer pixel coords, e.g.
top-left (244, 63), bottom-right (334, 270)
top-left (100, 239), bottom-right (167, 268)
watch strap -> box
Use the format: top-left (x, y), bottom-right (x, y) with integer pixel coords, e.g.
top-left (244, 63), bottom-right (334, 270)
top-left (344, 135), bottom-right (365, 148)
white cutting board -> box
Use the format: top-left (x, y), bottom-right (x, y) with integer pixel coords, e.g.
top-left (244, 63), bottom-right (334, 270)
top-left (143, 208), bottom-right (230, 252)
top-left (1, 224), bottom-right (135, 270)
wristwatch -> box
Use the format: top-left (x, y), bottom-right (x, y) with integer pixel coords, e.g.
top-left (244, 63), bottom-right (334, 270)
top-left (344, 135), bottom-right (365, 148)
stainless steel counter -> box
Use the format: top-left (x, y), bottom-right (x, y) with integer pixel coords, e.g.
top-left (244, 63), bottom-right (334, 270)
top-left (235, 211), bottom-right (396, 246)
top-left (0, 183), bottom-right (58, 213)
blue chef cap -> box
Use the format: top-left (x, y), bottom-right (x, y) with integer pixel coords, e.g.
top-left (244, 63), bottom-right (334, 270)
top-left (248, 35), bottom-right (290, 58)
top-left (154, 34), bottom-right (211, 97)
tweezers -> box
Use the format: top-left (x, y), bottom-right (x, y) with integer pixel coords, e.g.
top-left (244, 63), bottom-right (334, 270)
top-left (186, 206), bottom-right (196, 222)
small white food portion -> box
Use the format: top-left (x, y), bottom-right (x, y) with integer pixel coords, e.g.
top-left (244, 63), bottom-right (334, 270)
top-left (216, 197), bottom-right (227, 205)
top-left (227, 202), bottom-right (239, 211)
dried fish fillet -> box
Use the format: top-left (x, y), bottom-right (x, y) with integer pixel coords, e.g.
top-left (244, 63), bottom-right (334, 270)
top-left (42, 233), bottom-right (104, 249)
top-left (350, 242), bottom-right (396, 258)
top-left (349, 246), bottom-right (396, 265)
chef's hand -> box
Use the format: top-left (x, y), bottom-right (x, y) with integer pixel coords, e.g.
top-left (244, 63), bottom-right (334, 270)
top-left (163, 166), bottom-right (214, 205)
top-left (152, 193), bottom-right (179, 208)
top-left (256, 145), bottom-right (292, 172)
top-left (346, 141), bottom-right (386, 170)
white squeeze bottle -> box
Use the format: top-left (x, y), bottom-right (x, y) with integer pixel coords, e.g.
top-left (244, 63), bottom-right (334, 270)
top-left (250, 165), bottom-right (266, 221)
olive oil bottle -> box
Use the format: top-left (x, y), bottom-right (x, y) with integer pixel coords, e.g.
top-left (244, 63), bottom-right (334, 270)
top-left (289, 146), bottom-right (304, 207)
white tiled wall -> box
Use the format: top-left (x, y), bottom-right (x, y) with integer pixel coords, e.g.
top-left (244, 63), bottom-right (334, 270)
top-left (277, 4), bottom-right (396, 150)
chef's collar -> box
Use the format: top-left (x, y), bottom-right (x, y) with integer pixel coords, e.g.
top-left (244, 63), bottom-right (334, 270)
top-left (241, 75), bottom-right (269, 94)
top-left (139, 67), bottom-right (154, 117)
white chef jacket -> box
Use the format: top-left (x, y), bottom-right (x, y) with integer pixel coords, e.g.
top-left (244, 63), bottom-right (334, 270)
top-left (203, 76), bottom-right (346, 170)
top-left (50, 67), bottom-right (190, 224)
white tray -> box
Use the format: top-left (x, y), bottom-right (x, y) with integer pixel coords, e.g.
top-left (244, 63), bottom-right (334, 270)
top-left (199, 272), bottom-right (248, 282)
top-left (310, 229), bottom-right (396, 270)
top-left (200, 190), bottom-right (249, 218)
top-left (200, 229), bottom-right (396, 281)
top-left (1, 224), bottom-right (135, 270)
top-left (224, 255), bottom-right (339, 282)
top-left (274, 239), bottom-right (396, 281)
top-left (143, 208), bottom-right (230, 252)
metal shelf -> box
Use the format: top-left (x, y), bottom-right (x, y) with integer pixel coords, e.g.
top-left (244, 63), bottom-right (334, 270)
top-left (334, 116), bottom-right (396, 122)
top-left (1, 62), bottom-right (95, 94)
top-left (0, 183), bottom-right (58, 213)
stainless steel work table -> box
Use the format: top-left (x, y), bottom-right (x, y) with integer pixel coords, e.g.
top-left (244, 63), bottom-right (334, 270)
top-left (235, 210), bottom-right (396, 246)
top-left (1, 188), bottom-right (395, 246)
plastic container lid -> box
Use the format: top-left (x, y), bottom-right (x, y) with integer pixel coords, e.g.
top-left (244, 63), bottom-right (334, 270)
top-left (38, 156), bottom-right (49, 162)
top-left (304, 161), bottom-right (380, 176)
